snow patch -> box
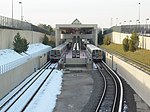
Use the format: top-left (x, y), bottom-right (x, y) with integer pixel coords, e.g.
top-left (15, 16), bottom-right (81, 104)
top-left (0, 43), bottom-right (52, 74)
top-left (25, 69), bottom-right (63, 112)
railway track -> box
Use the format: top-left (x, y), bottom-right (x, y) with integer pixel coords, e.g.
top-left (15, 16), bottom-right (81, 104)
top-left (95, 61), bottom-right (123, 112)
top-left (0, 61), bottom-right (57, 112)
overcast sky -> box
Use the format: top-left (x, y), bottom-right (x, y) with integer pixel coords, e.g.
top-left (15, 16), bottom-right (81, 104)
top-left (0, 0), bottom-right (150, 28)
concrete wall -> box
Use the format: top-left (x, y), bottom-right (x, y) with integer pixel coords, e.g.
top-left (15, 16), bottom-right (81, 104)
top-left (0, 53), bottom-right (47, 99)
top-left (0, 29), bottom-right (54, 49)
top-left (104, 32), bottom-right (150, 50)
top-left (0, 60), bottom-right (34, 99)
top-left (105, 51), bottom-right (150, 106)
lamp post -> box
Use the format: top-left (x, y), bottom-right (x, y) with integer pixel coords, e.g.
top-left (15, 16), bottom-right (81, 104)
top-left (124, 21), bottom-right (126, 25)
top-left (145, 18), bottom-right (149, 35)
top-left (138, 3), bottom-right (141, 34)
top-left (136, 20), bottom-right (139, 32)
top-left (116, 18), bottom-right (118, 26)
top-left (19, 2), bottom-right (23, 21)
top-left (110, 17), bottom-right (113, 27)
top-left (12, 0), bottom-right (13, 27)
top-left (138, 3), bottom-right (141, 24)
top-left (129, 20), bottom-right (132, 26)
top-left (129, 20), bottom-right (132, 33)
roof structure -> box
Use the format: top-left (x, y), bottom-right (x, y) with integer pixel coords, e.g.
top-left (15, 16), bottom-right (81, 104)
top-left (72, 18), bottom-right (82, 25)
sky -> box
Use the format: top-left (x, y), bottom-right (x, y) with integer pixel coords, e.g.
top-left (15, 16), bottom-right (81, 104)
top-left (0, 0), bottom-right (150, 28)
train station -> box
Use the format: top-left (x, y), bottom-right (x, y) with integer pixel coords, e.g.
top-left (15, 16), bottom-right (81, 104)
top-left (0, 3), bottom-right (150, 111)
top-left (53, 19), bottom-right (99, 69)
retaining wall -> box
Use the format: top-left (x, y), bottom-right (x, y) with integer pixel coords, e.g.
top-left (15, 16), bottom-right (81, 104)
top-left (0, 29), bottom-right (54, 49)
top-left (0, 53), bottom-right (48, 99)
top-left (104, 32), bottom-right (150, 50)
top-left (105, 52), bottom-right (150, 106)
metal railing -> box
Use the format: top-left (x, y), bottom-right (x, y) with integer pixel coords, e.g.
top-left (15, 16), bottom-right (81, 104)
top-left (0, 56), bottom-right (29, 74)
top-left (0, 16), bottom-right (31, 30)
top-left (104, 25), bottom-right (150, 36)
top-left (0, 15), bottom-right (52, 35)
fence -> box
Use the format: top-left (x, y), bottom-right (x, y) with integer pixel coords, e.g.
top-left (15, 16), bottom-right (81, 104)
top-left (0, 16), bottom-right (31, 30)
top-left (104, 25), bottom-right (150, 36)
top-left (0, 56), bottom-right (30, 74)
top-left (0, 15), bottom-right (51, 35)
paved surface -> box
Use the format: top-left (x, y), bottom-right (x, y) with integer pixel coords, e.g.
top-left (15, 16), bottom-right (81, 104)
top-left (53, 70), bottom-right (93, 112)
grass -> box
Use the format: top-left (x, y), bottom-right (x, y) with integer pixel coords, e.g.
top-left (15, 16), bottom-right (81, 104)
top-left (100, 43), bottom-right (150, 67)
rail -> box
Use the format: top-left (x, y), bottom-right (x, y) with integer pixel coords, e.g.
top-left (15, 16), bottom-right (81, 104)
top-left (96, 62), bottom-right (123, 112)
top-left (103, 61), bottom-right (123, 112)
top-left (0, 61), bottom-right (55, 111)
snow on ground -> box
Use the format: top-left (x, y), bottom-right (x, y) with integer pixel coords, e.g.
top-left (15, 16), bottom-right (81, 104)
top-left (26, 43), bottom-right (51, 58)
top-left (0, 43), bottom-right (51, 74)
top-left (24, 69), bottom-right (63, 112)
top-left (0, 49), bottom-right (26, 66)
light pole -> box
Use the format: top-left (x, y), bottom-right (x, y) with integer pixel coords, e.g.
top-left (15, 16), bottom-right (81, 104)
top-left (19, 2), bottom-right (23, 21)
top-left (138, 3), bottom-right (141, 24)
top-left (124, 21), bottom-right (126, 25)
top-left (116, 18), bottom-right (118, 26)
top-left (12, 0), bottom-right (13, 27)
top-left (129, 20), bottom-right (132, 25)
top-left (145, 18), bottom-right (149, 35)
top-left (136, 20), bottom-right (139, 32)
top-left (110, 17), bottom-right (113, 27)
top-left (129, 20), bottom-right (132, 33)
top-left (138, 3), bottom-right (141, 34)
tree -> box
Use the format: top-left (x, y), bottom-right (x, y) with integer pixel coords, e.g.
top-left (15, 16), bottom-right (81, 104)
top-left (122, 36), bottom-right (129, 52)
top-left (42, 34), bottom-right (49, 45)
top-left (98, 30), bottom-right (103, 45)
top-left (13, 33), bottom-right (29, 53)
top-left (129, 39), bottom-right (136, 52)
top-left (103, 36), bottom-right (111, 45)
top-left (38, 24), bottom-right (54, 34)
top-left (130, 32), bottom-right (139, 50)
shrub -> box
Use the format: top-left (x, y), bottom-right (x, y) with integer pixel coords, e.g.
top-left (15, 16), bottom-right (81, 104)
top-left (103, 36), bottom-right (111, 45)
top-left (130, 32), bottom-right (139, 50)
top-left (13, 33), bottom-right (29, 53)
top-left (129, 40), bottom-right (136, 52)
top-left (42, 34), bottom-right (49, 45)
top-left (122, 37), bottom-right (129, 52)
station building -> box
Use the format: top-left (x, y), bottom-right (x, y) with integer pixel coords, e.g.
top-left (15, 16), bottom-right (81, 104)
top-left (55, 19), bottom-right (98, 46)
top-left (55, 19), bottom-right (98, 69)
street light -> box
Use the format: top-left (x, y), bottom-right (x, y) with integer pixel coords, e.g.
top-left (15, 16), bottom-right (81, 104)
top-left (110, 17), bottom-right (113, 27)
top-left (19, 2), bottom-right (23, 21)
top-left (124, 21), bottom-right (126, 25)
top-left (129, 20), bottom-right (132, 33)
top-left (136, 20), bottom-right (139, 32)
top-left (138, 3), bottom-right (141, 34)
top-left (116, 18), bottom-right (118, 26)
top-left (138, 3), bottom-right (141, 24)
top-left (12, 0), bottom-right (13, 27)
top-left (145, 18), bottom-right (149, 35)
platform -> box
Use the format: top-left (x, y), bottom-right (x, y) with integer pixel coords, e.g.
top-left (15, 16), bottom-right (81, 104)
top-left (65, 50), bottom-right (87, 66)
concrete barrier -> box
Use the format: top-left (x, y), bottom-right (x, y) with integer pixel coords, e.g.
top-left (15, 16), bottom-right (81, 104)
top-left (0, 53), bottom-right (48, 99)
top-left (0, 29), bottom-right (54, 49)
top-left (105, 51), bottom-right (150, 106)
top-left (104, 32), bottom-right (150, 50)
